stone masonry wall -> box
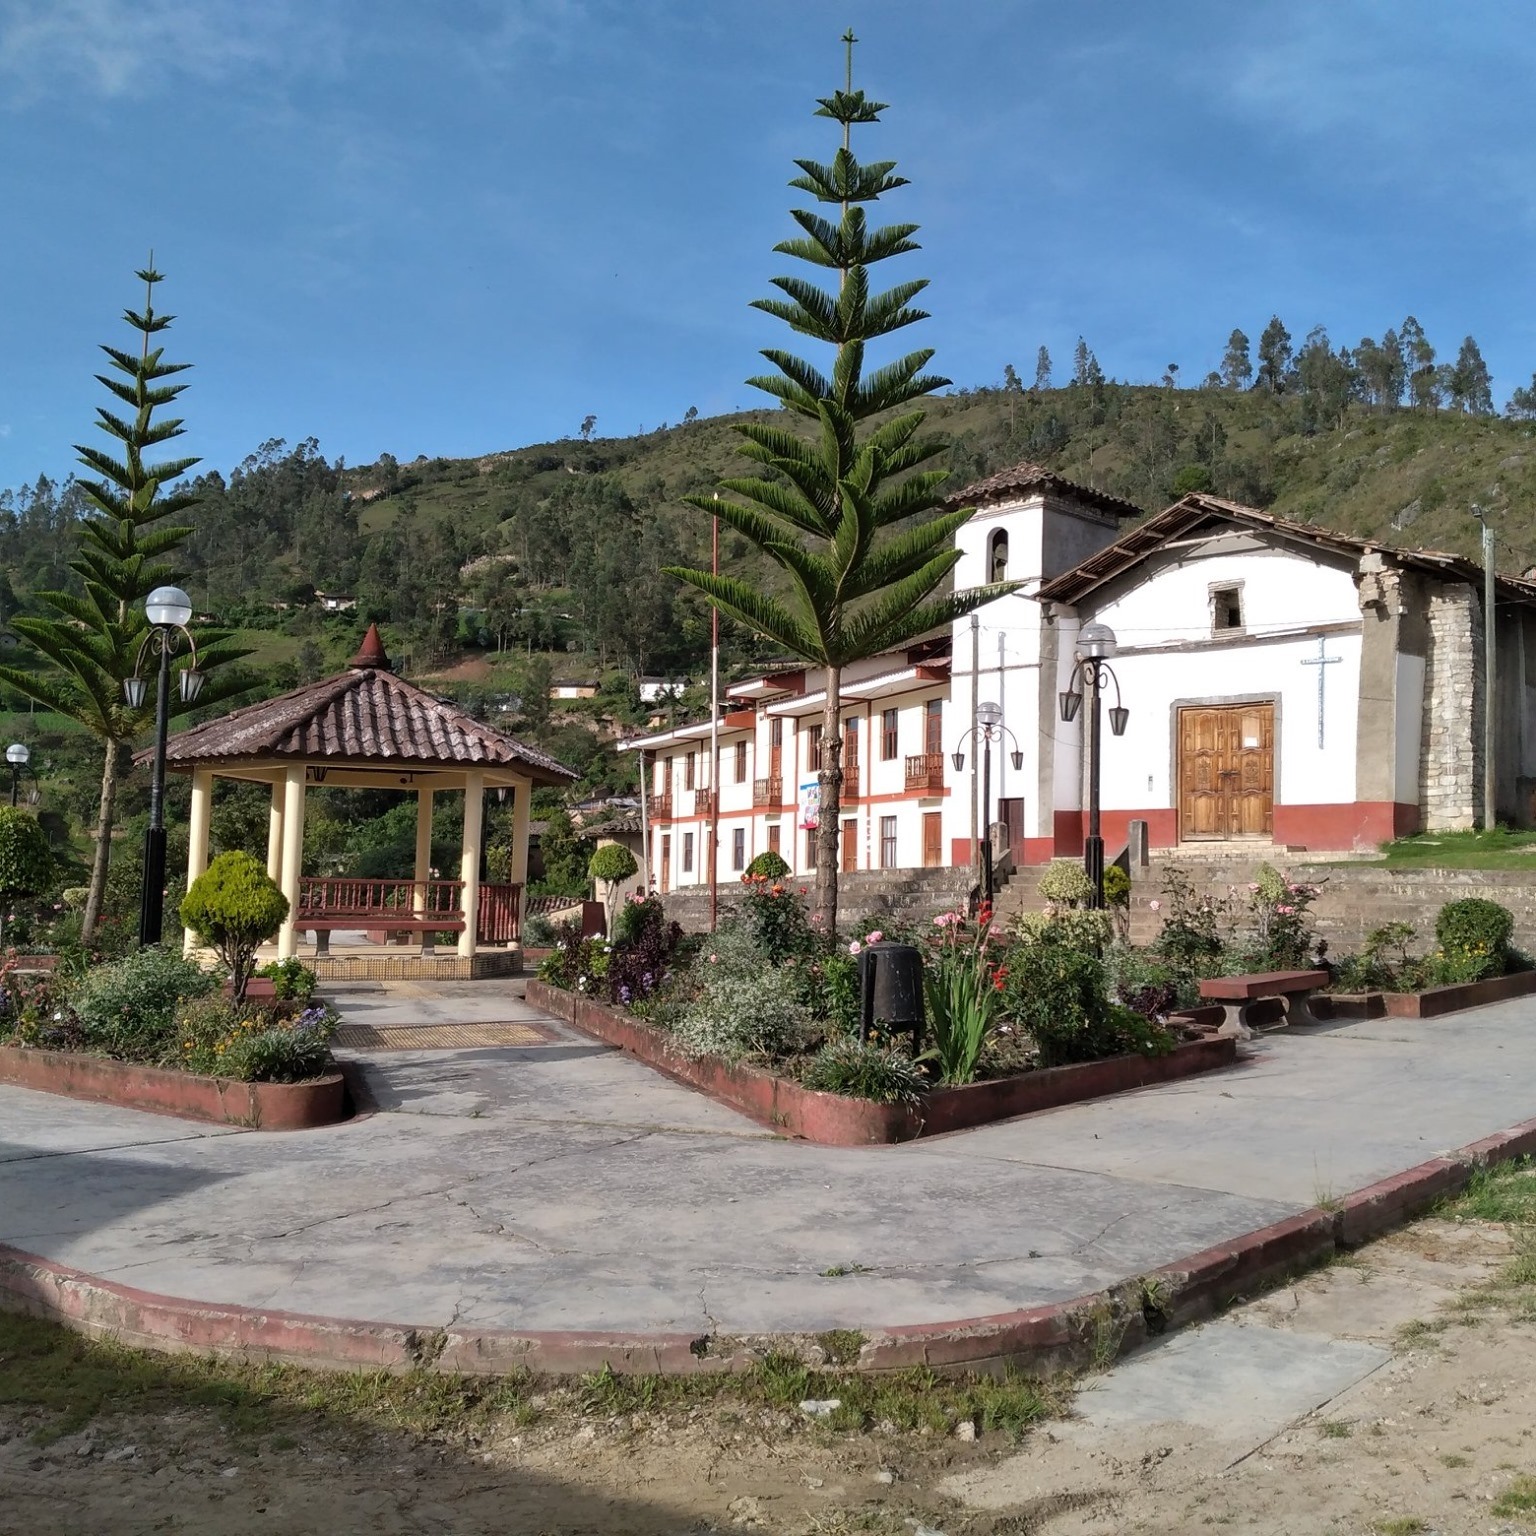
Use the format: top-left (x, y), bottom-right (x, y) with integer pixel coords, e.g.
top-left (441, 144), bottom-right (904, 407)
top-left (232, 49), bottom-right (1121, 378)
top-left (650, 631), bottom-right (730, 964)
top-left (1419, 583), bottom-right (1483, 830)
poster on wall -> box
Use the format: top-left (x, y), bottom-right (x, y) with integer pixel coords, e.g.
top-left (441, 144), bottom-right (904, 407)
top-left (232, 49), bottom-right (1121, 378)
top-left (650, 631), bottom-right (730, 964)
top-left (798, 779), bottom-right (820, 829)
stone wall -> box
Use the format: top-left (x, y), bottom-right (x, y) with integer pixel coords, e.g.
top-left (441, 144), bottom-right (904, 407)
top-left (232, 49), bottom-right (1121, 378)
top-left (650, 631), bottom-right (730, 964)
top-left (1419, 583), bottom-right (1483, 830)
top-left (659, 866), bottom-right (974, 936)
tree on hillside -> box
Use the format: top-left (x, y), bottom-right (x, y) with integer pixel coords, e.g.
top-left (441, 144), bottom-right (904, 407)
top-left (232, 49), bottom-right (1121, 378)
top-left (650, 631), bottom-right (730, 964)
top-left (1071, 337), bottom-right (1104, 389)
top-left (1220, 329), bottom-right (1252, 390)
top-left (1507, 373), bottom-right (1536, 420)
top-left (1400, 316), bottom-right (1440, 412)
top-left (665, 36), bottom-right (1013, 934)
top-left (1032, 345), bottom-right (1052, 392)
top-left (1295, 326), bottom-right (1354, 432)
top-left (1447, 336), bottom-right (1494, 416)
top-left (1256, 317), bottom-right (1293, 393)
top-left (0, 265), bottom-right (246, 940)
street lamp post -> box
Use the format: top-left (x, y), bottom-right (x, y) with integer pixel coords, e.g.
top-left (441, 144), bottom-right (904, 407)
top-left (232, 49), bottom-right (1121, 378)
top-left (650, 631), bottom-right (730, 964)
top-left (124, 586), bottom-right (205, 946)
top-left (1058, 622), bottom-right (1129, 910)
top-left (6, 742), bottom-right (31, 808)
top-left (951, 701), bottom-right (1023, 912)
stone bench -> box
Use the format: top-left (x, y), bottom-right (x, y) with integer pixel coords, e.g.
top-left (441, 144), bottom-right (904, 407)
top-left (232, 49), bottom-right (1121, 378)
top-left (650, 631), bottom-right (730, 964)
top-left (1199, 969), bottom-right (1329, 1039)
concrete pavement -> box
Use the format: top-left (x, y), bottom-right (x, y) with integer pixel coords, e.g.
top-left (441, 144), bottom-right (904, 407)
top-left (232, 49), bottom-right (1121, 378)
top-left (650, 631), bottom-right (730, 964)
top-left (2, 982), bottom-right (1535, 1359)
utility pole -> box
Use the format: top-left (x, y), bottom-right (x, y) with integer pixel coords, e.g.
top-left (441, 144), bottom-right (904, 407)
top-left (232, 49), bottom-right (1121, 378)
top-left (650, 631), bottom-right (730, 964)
top-left (969, 614), bottom-right (980, 888)
top-left (1474, 506), bottom-right (1497, 830)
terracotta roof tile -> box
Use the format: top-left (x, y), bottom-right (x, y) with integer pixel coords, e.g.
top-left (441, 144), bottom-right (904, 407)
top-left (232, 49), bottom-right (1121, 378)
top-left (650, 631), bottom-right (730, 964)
top-left (946, 460), bottom-right (1144, 519)
top-left (158, 665), bottom-right (577, 783)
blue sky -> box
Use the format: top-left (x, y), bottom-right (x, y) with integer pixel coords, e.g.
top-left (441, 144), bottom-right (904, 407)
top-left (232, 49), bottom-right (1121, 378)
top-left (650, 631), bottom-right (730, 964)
top-left (3, 0), bottom-right (1534, 489)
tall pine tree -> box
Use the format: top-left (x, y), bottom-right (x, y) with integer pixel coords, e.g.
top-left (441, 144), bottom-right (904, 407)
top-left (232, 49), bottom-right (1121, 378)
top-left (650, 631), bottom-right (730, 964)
top-left (0, 264), bottom-right (245, 939)
top-left (666, 36), bottom-right (1011, 933)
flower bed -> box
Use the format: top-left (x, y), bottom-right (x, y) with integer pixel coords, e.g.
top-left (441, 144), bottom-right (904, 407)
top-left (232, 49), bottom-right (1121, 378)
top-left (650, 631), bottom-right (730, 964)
top-left (527, 979), bottom-right (1235, 1145)
top-left (1321, 967), bottom-right (1536, 1021)
top-left (0, 1044), bottom-right (346, 1129)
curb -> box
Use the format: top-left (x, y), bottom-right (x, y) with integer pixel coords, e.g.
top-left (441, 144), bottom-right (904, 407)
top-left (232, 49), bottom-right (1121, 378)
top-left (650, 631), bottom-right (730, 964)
top-left (3, 1116), bottom-right (1533, 1380)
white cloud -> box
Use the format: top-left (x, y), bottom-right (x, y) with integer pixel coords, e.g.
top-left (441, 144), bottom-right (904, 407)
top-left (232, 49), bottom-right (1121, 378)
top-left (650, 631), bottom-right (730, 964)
top-left (0, 0), bottom-right (338, 105)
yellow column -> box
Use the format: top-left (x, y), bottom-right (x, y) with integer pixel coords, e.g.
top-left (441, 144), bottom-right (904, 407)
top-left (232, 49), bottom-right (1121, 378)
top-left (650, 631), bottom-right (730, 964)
top-left (413, 788), bottom-right (434, 918)
top-left (457, 770), bottom-right (484, 959)
top-left (509, 779), bottom-right (531, 887)
top-left (183, 768), bottom-right (214, 957)
top-left (276, 765), bottom-right (306, 960)
top-left (265, 779), bottom-right (285, 883)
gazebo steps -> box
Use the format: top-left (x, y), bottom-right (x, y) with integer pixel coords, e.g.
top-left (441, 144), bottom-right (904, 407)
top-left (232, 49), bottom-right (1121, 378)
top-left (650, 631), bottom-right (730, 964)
top-left (308, 949), bottom-right (525, 982)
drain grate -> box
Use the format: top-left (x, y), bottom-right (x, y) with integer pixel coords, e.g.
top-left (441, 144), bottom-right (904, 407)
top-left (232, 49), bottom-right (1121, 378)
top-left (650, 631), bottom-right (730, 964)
top-left (334, 1022), bottom-right (552, 1051)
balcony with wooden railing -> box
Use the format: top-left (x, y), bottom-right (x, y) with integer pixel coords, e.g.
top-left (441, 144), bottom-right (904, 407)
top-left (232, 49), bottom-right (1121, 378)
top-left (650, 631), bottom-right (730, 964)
top-left (753, 776), bottom-right (784, 808)
top-left (650, 793), bottom-right (673, 821)
top-left (694, 787), bottom-right (717, 817)
top-left (905, 752), bottom-right (946, 794)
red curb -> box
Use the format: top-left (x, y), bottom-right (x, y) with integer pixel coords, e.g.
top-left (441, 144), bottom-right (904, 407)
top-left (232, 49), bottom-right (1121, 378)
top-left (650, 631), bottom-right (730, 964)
top-left (0, 1046), bottom-right (346, 1130)
top-left (4, 1110), bottom-right (1535, 1378)
top-left (1335, 1157), bottom-right (1473, 1248)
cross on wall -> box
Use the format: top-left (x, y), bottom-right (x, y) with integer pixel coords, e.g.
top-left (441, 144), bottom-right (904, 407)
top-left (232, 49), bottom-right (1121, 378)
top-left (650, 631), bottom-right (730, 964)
top-left (1300, 634), bottom-right (1343, 748)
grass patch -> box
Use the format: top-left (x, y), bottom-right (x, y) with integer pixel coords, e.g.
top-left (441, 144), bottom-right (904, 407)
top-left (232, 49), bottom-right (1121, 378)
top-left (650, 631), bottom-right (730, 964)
top-left (1371, 827), bottom-right (1536, 869)
top-left (0, 1311), bottom-right (1068, 1454)
top-left (1439, 1452), bottom-right (1470, 1468)
top-left (1447, 1157), bottom-right (1536, 1224)
top-left (1372, 1518), bottom-right (1426, 1535)
top-left (1492, 1475), bottom-right (1536, 1517)
top-left (1317, 1418), bottom-right (1352, 1438)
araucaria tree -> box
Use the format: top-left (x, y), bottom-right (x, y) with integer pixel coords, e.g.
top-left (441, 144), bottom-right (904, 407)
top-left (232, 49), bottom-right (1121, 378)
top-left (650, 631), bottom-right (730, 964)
top-left (0, 265), bottom-right (243, 940)
top-left (667, 37), bottom-right (1011, 935)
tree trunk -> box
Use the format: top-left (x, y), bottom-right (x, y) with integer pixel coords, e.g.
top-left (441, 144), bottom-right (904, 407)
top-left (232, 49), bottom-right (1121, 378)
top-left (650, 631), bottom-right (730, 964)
top-left (813, 664), bottom-right (842, 939)
top-left (81, 738), bottom-right (123, 944)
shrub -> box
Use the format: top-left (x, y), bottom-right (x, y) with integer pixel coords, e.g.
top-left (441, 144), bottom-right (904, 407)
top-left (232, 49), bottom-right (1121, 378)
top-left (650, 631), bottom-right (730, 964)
top-left (1104, 944), bottom-right (1185, 1018)
top-left (536, 920), bottom-right (609, 993)
top-left (1101, 864), bottom-right (1131, 909)
top-left (922, 911), bottom-right (1004, 1084)
top-left (1150, 866), bottom-right (1231, 974)
top-left (614, 892), bottom-right (665, 948)
top-left (180, 851), bottom-right (290, 1001)
top-left (811, 948), bottom-right (861, 1037)
top-left (801, 1038), bottom-right (925, 1104)
top-left (523, 912), bottom-right (557, 947)
top-left (69, 947), bottom-right (217, 1061)
top-left (1012, 906), bottom-right (1112, 953)
top-left (258, 958), bottom-right (318, 1001)
top-left (607, 899), bottom-right (683, 1008)
top-left (672, 924), bottom-right (810, 1061)
top-left (1435, 897), bottom-right (1514, 981)
top-left (745, 850), bottom-right (790, 881)
top-left (1036, 860), bottom-right (1093, 907)
top-left (588, 842), bottom-right (639, 933)
top-left (0, 808), bottom-right (54, 901)
top-left (1245, 864), bottom-right (1322, 970)
top-left (739, 874), bottom-right (817, 962)
top-left (173, 995), bottom-right (338, 1082)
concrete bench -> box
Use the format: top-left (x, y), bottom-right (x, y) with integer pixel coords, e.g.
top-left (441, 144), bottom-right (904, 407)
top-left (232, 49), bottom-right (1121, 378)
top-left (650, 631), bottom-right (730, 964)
top-left (1199, 969), bottom-right (1328, 1039)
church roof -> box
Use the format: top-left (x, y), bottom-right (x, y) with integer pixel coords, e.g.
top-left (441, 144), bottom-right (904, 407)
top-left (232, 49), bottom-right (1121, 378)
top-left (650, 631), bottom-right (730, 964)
top-left (158, 626), bottom-right (577, 784)
top-left (1037, 493), bottom-right (1536, 608)
top-left (946, 460), bottom-right (1144, 520)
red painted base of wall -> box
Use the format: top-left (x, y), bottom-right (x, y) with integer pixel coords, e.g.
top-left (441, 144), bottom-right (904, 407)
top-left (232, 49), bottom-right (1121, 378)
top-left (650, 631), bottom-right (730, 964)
top-left (0, 1046), bottom-right (347, 1130)
top-left (526, 981), bottom-right (1236, 1145)
top-left (1019, 801), bottom-right (1421, 863)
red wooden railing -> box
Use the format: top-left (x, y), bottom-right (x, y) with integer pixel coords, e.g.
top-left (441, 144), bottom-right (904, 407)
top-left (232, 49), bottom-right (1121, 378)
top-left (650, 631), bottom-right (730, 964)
top-left (477, 883), bottom-right (521, 945)
top-left (905, 753), bottom-right (946, 793)
top-left (296, 878), bottom-right (523, 943)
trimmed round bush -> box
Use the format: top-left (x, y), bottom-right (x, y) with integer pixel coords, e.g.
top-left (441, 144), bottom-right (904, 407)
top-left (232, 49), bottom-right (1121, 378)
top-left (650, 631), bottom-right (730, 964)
top-left (180, 851), bottom-right (290, 1001)
top-left (589, 842), bottom-right (639, 886)
top-left (745, 850), bottom-right (790, 881)
top-left (1036, 859), bottom-right (1094, 907)
top-left (0, 807), bottom-right (53, 900)
top-left (1434, 897), bottom-right (1514, 981)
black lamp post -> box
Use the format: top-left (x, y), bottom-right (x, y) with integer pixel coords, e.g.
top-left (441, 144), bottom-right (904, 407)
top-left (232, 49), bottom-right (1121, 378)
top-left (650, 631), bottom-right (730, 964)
top-left (1058, 622), bottom-right (1128, 910)
top-left (124, 586), bottom-right (204, 946)
top-left (6, 742), bottom-right (34, 808)
top-left (951, 701), bottom-right (1024, 911)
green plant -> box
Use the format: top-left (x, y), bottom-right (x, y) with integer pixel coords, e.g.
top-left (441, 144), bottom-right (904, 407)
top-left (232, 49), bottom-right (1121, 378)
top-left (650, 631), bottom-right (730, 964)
top-left (1150, 866), bottom-right (1231, 974)
top-left (1434, 896), bottom-right (1514, 980)
top-left (744, 850), bottom-right (790, 881)
top-left (1036, 859), bottom-right (1094, 907)
top-left (921, 910), bottom-right (1004, 1084)
top-left (257, 957), bottom-right (318, 1002)
top-left (0, 265), bottom-right (246, 943)
top-left (180, 851), bottom-right (290, 1002)
top-left (998, 942), bottom-right (1116, 1068)
top-left (68, 946), bottom-right (216, 1060)
top-left (588, 841), bottom-right (638, 935)
top-left (1012, 905), bottom-right (1113, 953)
top-left (801, 1036), bottom-right (925, 1104)
top-left (523, 912), bottom-right (557, 947)
top-left (1101, 863), bottom-right (1131, 909)
top-left (673, 924), bottom-right (810, 1061)
top-left (665, 42), bottom-right (1010, 937)
top-left (1492, 1475), bottom-right (1536, 1517)
top-left (1103, 944), bottom-right (1186, 1018)
top-left (1245, 864), bottom-right (1322, 970)
top-left (738, 874), bottom-right (818, 962)
top-left (0, 808), bottom-right (55, 948)
top-left (173, 995), bottom-right (337, 1082)
top-left (536, 920), bottom-right (610, 994)
top-left (812, 947), bottom-right (860, 1036)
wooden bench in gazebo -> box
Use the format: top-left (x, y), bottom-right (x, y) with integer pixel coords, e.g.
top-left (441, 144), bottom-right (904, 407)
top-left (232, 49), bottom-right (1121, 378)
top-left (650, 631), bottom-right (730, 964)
top-left (158, 625), bottom-right (575, 972)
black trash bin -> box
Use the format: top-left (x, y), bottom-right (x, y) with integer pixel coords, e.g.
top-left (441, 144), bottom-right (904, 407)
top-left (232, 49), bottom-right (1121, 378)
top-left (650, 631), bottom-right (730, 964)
top-left (857, 941), bottom-right (925, 1054)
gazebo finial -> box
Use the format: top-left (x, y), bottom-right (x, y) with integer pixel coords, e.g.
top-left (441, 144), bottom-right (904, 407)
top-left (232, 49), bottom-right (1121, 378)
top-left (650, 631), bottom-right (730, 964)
top-left (349, 623), bottom-right (392, 671)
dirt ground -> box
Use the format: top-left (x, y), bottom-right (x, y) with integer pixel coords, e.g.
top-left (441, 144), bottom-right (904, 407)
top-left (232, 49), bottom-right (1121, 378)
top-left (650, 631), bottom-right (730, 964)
top-left (3, 1198), bottom-right (1535, 1535)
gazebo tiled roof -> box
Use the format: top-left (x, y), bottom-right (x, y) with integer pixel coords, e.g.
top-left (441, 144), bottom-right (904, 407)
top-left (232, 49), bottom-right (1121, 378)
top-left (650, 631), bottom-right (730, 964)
top-left (159, 625), bottom-right (577, 785)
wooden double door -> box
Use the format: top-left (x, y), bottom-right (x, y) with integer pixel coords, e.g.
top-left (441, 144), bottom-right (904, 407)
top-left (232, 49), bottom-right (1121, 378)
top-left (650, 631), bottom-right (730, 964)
top-left (1178, 703), bottom-right (1274, 840)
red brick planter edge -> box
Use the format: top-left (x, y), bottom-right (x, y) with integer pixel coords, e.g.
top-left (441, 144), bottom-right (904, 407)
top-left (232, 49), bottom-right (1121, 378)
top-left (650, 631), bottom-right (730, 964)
top-left (1320, 967), bottom-right (1536, 1021)
top-left (0, 1044), bottom-right (346, 1131)
top-left (525, 979), bottom-right (1238, 1145)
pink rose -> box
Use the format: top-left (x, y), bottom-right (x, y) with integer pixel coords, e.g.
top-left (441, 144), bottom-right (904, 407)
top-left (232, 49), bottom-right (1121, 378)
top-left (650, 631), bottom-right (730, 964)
top-left (848, 940), bottom-right (861, 955)
top-left (865, 930), bottom-right (884, 945)
top-left (1149, 899), bottom-right (1161, 912)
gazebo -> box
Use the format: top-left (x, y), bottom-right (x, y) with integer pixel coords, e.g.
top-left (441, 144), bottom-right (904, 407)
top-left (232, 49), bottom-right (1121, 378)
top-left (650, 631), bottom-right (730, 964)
top-left (159, 626), bottom-right (577, 978)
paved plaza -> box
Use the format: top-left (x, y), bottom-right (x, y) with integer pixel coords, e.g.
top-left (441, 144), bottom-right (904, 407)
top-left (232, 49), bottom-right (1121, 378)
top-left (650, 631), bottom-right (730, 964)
top-left (2, 981), bottom-right (1534, 1339)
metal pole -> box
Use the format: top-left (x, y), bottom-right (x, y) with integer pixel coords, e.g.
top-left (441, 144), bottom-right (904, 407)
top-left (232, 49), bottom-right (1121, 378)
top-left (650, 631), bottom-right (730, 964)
top-left (139, 634), bottom-right (172, 946)
top-left (996, 631), bottom-right (1006, 806)
top-left (980, 730), bottom-right (994, 910)
top-left (1481, 514), bottom-right (1497, 830)
top-left (969, 614), bottom-right (980, 880)
top-left (1085, 661), bottom-right (1105, 909)
top-left (637, 748), bottom-right (651, 893)
top-left (8, 768), bottom-right (16, 808)
top-left (708, 504), bottom-right (720, 931)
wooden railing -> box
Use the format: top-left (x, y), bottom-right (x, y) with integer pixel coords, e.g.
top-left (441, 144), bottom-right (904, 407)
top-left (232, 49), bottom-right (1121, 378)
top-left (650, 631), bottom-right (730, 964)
top-left (905, 752), bottom-right (946, 793)
top-left (753, 776), bottom-right (784, 807)
top-left (650, 793), bottom-right (673, 820)
top-left (694, 787), bottom-right (716, 817)
top-left (296, 878), bottom-right (523, 943)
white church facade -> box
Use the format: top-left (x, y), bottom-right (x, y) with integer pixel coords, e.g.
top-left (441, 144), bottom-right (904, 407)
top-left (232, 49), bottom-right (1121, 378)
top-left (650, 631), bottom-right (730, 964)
top-left (625, 463), bottom-right (1536, 891)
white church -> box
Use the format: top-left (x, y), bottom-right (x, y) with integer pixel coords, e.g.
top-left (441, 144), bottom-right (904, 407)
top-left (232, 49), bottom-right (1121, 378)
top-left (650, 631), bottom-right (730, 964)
top-left (625, 461), bottom-right (1536, 890)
